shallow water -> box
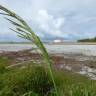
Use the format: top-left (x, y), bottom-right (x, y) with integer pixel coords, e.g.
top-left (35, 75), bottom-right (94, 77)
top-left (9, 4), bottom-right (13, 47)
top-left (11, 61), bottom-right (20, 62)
top-left (0, 44), bottom-right (96, 56)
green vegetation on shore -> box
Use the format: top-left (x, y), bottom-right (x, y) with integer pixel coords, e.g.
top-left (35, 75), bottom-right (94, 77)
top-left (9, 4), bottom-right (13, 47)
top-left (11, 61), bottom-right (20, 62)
top-left (0, 56), bottom-right (96, 96)
top-left (78, 37), bottom-right (96, 42)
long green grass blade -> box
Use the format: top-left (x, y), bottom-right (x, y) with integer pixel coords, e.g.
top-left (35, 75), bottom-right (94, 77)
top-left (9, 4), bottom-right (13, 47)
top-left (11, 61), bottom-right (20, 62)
top-left (0, 5), bottom-right (58, 96)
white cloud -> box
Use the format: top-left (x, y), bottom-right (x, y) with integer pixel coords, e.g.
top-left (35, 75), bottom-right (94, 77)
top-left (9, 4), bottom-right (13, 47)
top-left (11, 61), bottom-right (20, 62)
top-left (0, 0), bottom-right (96, 41)
top-left (54, 18), bottom-right (64, 29)
top-left (35, 9), bottom-right (65, 37)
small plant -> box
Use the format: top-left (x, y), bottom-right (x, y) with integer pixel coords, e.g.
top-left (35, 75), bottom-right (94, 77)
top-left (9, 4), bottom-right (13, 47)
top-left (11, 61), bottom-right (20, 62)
top-left (0, 5), bottom-right (58, 96)
top-left (0, 66), bottom-right (54, 96)
top-left (0, 57), bottom-right (9, 73)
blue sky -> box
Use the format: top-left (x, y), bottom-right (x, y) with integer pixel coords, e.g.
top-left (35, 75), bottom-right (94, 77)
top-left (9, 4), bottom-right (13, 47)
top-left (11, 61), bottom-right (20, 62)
top-left (0, 0), bottom-right (96, 41)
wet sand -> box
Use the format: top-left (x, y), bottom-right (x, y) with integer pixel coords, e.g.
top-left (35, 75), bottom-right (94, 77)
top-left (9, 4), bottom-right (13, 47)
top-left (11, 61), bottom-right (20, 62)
top-left (0, 49), bottom-right (96, 80)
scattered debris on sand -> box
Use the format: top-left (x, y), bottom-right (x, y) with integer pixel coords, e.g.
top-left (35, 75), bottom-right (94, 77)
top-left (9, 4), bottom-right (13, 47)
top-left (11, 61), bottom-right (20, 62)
top-left (0, 49), bottom-right (96, 80)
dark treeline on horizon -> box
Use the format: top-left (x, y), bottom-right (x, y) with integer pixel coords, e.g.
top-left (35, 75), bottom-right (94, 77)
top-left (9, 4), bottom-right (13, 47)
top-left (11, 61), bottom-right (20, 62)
top-left (78, 37), bottom-right (96, 42)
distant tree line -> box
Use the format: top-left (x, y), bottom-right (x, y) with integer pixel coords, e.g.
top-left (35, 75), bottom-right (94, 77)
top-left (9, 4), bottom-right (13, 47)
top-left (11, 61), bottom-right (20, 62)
top-left (78, 37), bottom-right (96, 42)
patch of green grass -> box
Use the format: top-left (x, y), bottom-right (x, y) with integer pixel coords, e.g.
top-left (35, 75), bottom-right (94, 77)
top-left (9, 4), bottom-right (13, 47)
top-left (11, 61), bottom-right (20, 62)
top-left (0, 64), bottom-right (96, 96)
top-left (0, 56), bottom-right (10, 73)
top-left (54, 70), bottom-right (96, 96)
top-left (0, 56), bottom-right (9, 64)
top-left (0, 66), bottom-right (54, 96)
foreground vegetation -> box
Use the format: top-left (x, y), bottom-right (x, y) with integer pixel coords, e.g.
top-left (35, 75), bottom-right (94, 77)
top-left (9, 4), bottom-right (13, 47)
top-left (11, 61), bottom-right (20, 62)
top-left (0, 56), bottom-right (96, 96)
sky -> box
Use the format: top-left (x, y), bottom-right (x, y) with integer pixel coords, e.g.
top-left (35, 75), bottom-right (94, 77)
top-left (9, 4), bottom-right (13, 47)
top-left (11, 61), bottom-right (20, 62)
top-left (0, 0), bottom-right (96, 41)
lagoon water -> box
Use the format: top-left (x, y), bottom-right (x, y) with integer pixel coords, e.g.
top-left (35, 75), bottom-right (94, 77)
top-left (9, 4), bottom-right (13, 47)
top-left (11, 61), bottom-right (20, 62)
top-left (0, 44), bottom-right (96, 56)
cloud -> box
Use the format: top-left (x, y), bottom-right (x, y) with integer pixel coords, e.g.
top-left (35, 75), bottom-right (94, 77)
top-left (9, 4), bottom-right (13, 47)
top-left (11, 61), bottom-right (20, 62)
top-left (35, 9), bottom-right (65, 37)
top-left (0, 0), bottom-right (96, 41)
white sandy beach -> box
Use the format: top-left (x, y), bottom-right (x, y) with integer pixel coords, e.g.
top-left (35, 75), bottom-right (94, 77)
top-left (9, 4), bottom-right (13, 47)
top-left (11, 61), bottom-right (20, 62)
top-left (0, 43), bottom-right (96, 56)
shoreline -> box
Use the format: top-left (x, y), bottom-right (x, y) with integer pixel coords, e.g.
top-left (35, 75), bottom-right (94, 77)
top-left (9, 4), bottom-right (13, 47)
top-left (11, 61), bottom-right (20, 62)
top-left (1, 44), bottom-right (96, 56)
top-left (0, 50), bottom-right (96, 80)
top-left (1, 42), bottom-right (96, 45)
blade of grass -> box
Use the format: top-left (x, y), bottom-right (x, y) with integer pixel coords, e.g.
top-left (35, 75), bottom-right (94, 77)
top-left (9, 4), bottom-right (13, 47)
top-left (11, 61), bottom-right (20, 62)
top-left (0, 5), bottom-right (58, 96)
